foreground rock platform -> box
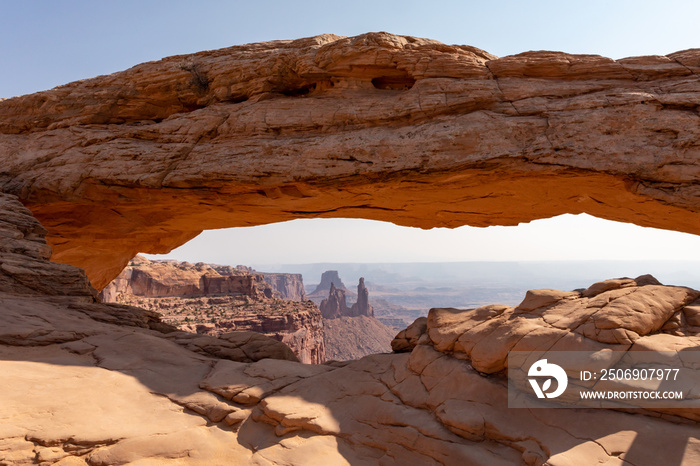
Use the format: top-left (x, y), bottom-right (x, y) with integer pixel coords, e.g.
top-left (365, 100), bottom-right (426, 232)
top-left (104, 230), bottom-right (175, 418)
top-left (2, 192), bottom-right (700, 465)
top-left (1, 33), bottom-right (698, 288)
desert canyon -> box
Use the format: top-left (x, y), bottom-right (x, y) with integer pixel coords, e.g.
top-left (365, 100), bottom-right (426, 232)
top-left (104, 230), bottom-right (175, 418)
top-left (99, 257), bottom-right (394, 363)
top-left (1, 32), bottom-right (700, 465)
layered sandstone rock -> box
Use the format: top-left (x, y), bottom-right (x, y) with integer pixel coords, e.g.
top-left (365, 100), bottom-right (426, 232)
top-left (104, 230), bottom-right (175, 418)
top-left (261, 272), bottom-right (306, 301)
top-left (101, 256), bottom-right (324, 364)
top-left (0, 191), bottom-right (299, 363)
top-left (3, 33), bottom-right (700, 464)
top-left (2, 193), bottom-right (700, 464)
top-left (103, 255), bottom-right (305, 301)
top-left (0, 192), bottom-right (97, 299)
top-left (393, 274), bottom-right (700, 422)
top-left (419, 275), bottom-right (700, 374)
top-left (318, 282), bottom-right (348, 319)
top-left (151, 295), bottom-right (323, 364)
top-left (101, 255), bottom-right (275, 301)
top-left (196, 300), bottom-right (324, 365)
top-left (1, 33), bottom-right (698, 289)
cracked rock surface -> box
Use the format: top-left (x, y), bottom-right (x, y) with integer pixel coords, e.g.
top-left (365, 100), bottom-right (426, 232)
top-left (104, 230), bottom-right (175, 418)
top-left (0, 33), bottom-right (698, 288)
top-left (2, 192), bottom-right (700, 464)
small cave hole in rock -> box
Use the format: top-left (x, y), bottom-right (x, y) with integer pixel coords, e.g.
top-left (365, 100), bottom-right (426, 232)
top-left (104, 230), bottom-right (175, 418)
top-left (371, 76), bottom-right (416, 90)
top-left (281, 82), bottom-right (317, 97)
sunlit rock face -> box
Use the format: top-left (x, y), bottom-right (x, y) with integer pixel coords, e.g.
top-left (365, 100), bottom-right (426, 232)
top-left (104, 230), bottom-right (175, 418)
top-left (101, 255), bottom-right (277, 300)
top-left (3, 191), bottom-right (700, 465)
top-left (101, 255), bottom-right (325, 364)
top-left (1, 33), bottom-right (699, 289)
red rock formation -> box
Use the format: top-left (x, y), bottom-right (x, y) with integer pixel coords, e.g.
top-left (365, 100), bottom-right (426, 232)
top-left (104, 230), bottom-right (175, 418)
top-left (233, 306), bottom-right (324, 365)
top-left (4, 33), bottom-right (700, 464)
top-left (350, 276), bottom-right (373, 317)
top-left (101, 256), bottom-right (325, 364)
top-left (0, 192), bottom-right (97, 298)
top-left (0, 191), bottom-right (298, 365)
top-left (1, 33), bottom-right (699, 289)
top-left (393, 274), bottom-right (700, 424)
top-left (318, 282), bottom-right (348, 319)
top-left (261, 272), bottom-right (306, 301)
top-left (101, 255), bottom-right (274, 300)
top-left (319, 277), bottom-right (373, 318)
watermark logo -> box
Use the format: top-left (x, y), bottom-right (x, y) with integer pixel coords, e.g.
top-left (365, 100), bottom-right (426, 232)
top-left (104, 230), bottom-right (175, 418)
top-left (528, 359), bottom-right (568, 399)
top-left (509, 351), bottom-right (696, 409)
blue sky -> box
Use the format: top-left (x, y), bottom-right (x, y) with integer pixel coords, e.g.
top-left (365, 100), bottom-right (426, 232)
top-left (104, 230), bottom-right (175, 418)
top-left (3, 0), bottom-right (699, 98)
top-left (3, 1), bottom-right (700, 263)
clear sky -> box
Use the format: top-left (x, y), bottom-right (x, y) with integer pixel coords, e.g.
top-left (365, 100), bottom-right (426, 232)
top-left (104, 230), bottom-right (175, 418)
top-left (3, 0), bottom-right (700, 264)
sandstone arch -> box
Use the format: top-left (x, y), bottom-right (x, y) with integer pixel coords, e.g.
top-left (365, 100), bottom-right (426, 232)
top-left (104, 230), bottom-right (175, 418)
top-left (1, 32), bottom-right (699, 289)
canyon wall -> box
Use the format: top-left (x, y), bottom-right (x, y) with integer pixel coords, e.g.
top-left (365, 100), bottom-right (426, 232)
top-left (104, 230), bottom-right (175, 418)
top-left (1, 33), bottom-right (698, 289)
top-left (223, 304), bottom-right (324, 365)
top-left (261, 272), bottom-right (306, 301)
top-left (101, 255), bottom-right (274, 301)
top-left (101, 256), bottom-right (324, 364)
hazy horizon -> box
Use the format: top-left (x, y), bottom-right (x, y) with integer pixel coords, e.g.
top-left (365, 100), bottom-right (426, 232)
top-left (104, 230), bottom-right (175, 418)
top-left (135, 255), bottom-right (700, 297)
top-left (143, 214), bottom-right (700, 265)
top-left (129, 255), bottom-right (700, 314)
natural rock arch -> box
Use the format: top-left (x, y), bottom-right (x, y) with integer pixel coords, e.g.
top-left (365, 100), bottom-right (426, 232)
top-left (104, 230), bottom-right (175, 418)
top-left (1, 32), bottom-right (698, 289)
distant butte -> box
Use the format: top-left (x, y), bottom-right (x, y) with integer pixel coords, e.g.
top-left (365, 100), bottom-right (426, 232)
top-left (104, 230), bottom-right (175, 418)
top-left (0, 33), bottom-right (698, 289)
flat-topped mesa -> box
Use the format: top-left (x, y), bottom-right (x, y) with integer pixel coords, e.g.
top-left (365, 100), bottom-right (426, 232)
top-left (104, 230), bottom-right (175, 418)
top-left (311, 271), bottom-right (348, 296)
top-left (101, 255), bottom-right (276, 301)
top-left (101, 255), bottom-right (305, 302)
top-left (1, 32), bottom-right (699, 289)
